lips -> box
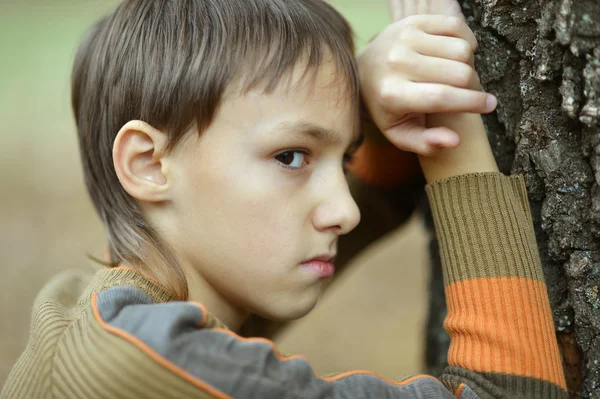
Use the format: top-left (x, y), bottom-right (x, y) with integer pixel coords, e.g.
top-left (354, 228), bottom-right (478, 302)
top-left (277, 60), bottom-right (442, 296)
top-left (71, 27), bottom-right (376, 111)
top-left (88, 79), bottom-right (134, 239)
top-left (300, 254), bottom-right (336, 278)
top-left (306, 254), bottom-right (335, 263)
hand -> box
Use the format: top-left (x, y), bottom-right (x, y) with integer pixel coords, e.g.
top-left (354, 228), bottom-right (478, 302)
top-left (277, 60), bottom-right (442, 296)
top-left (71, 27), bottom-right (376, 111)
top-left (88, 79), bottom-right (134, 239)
top-left (358, 13), bottom-right (497, 155)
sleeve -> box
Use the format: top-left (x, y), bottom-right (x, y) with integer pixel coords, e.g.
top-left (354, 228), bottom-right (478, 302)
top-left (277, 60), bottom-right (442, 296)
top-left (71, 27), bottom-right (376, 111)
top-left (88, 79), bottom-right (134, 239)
top-left (70, 285), bottom-right (457, 399)
top-left (426, 173), bottom-right (569, 399)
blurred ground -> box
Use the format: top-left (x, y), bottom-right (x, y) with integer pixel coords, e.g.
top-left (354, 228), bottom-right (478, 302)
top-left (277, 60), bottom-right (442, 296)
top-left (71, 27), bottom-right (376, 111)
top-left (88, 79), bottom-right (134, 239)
top-left (0, 0), bottom-right (429, 387)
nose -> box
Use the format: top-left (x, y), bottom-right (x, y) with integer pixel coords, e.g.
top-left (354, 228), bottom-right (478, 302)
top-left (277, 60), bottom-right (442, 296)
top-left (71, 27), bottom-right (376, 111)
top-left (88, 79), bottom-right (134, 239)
top-left (312, 174), bottom-right (361, 236)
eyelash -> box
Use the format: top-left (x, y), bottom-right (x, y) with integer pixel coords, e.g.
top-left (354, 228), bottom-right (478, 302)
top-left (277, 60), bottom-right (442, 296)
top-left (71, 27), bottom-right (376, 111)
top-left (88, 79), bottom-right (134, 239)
top-left (273, 150), bottom-right (355, 173)
top-left (274, 150), bottom-right (310, 170)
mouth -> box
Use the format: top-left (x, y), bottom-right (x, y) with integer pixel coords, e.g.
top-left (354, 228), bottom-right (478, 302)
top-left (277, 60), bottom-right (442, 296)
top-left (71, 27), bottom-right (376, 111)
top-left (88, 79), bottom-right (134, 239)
top-left (300, 254), bottom-right (336, 278)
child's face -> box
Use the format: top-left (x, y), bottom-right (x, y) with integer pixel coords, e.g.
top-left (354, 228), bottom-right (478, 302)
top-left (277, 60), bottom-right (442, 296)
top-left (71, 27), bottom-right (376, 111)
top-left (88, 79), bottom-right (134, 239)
top-left (165, 60), bottom-right (361, 322)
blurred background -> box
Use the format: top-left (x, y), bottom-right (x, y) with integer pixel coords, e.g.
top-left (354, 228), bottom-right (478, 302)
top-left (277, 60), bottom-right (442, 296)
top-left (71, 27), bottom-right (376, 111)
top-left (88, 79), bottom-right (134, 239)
top-left (0, 0), bottom-right (429, 386)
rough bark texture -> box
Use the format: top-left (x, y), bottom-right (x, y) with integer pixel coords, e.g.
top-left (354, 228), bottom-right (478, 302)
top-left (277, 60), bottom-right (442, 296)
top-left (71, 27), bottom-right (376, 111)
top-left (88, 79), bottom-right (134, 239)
top-left (424, 1), bottom-right (600, 397)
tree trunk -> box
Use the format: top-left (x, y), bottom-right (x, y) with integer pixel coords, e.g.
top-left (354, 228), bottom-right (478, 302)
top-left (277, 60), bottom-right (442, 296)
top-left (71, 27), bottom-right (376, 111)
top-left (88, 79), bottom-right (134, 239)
top-left (424, 0), bottom-right (600, 397)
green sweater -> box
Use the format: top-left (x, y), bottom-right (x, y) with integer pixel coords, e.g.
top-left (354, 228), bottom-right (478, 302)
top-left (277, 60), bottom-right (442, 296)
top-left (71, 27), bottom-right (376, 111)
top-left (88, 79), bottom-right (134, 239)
top-left (1, 173), bottom-right (568, 398)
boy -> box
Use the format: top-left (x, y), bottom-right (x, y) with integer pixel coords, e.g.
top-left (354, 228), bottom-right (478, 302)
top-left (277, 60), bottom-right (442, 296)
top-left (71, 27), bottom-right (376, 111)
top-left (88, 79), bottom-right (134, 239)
top-left (2, 0), bottom-right (568, 398)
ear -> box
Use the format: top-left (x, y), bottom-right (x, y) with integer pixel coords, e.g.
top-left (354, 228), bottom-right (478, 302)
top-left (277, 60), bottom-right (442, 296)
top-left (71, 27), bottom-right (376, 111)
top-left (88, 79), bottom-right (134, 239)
top-left (113, 120), bottom-right (171, 202)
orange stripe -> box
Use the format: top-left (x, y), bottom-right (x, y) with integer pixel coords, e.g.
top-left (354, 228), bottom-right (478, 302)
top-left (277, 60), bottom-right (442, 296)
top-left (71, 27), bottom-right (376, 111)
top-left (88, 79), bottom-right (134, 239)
top-left (93, 293), bottom-right (439, 393)
top-left (445, 277), bottom-right (566, 389)
top-left (455, 383), bottom-right (465, 398)
top-left (191, 302), bottom-right (209, 328)
top-left (325, 372), bottom-right (436, 386)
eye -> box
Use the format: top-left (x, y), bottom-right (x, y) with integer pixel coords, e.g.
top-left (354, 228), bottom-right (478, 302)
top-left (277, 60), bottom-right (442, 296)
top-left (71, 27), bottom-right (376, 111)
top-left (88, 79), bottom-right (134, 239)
top-left (275, 150), bottom-right (308, 169)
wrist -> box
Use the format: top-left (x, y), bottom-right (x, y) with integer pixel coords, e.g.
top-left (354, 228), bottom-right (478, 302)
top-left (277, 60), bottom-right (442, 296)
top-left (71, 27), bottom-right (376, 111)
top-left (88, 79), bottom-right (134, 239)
top-left (418, 113), bottom-right (498, 183)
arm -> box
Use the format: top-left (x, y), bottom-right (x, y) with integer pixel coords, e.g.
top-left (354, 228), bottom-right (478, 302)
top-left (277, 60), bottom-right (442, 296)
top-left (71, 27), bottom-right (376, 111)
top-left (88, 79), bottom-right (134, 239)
top-left (421, 118), bottom-right (567, 397)
top-left (359, 1), bottom-right (567, 396)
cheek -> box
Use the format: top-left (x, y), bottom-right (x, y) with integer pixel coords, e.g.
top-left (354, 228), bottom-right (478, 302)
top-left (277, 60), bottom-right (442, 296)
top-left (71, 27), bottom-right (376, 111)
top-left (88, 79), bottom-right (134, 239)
top-left (193, 162), bottom-right (305, 265)
top-left (231, 187), bottom-right (301, 262)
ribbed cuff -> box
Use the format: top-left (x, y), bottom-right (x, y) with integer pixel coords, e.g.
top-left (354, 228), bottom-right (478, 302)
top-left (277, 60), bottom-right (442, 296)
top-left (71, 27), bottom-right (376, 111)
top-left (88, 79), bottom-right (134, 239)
top-left (441, 367), bottom-right (570, 399)
top-left (425, 172), bottom-right (545, 286)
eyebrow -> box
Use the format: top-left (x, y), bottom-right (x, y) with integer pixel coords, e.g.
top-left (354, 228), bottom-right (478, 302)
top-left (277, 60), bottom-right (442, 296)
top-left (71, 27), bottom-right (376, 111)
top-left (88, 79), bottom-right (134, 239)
top-left (274, 121), bottom-right (364, 150)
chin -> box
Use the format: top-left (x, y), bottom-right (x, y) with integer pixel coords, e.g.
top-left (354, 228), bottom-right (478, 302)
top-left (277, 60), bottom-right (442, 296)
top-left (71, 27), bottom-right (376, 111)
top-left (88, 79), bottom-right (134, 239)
top-left (257, 292), bottom-right (321, 322)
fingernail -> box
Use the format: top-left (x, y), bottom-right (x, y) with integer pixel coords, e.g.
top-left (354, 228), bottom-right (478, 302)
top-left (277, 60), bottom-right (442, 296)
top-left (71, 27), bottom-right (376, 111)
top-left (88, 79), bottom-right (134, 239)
top-left (486, 95), bottom-right (497, 112)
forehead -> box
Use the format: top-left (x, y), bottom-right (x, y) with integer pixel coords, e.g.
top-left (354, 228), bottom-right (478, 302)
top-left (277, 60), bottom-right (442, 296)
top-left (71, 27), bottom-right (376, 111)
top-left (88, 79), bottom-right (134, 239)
top-left (221, 59), bottom-right (360, 141)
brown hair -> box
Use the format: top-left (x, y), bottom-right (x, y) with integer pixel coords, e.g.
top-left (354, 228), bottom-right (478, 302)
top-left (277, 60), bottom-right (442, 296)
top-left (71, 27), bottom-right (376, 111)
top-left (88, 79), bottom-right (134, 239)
top-left (72, 0), bottom-right (358, 299)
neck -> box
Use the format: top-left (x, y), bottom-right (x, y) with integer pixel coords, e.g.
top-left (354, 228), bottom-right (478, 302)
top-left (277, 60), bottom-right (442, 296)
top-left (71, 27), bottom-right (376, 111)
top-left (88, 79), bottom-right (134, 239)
top-left (182, 266), bottom-right (249, 332)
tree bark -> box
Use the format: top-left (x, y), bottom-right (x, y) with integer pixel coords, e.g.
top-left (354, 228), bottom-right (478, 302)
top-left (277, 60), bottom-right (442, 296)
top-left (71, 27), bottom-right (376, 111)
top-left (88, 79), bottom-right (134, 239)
top-left (424, 1), bottom-right (600, 397)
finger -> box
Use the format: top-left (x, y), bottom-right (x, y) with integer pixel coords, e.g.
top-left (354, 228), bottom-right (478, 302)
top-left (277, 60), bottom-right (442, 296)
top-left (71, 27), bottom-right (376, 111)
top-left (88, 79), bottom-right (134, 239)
top-left (422, 127), bottom-right (461, 148)
top-left (384, 123), bottom-right (460, 156)
top-left (409, 53), bottom-right (476, 88)
top-left (403, 15), bottom-right (477, 51)
top-left (445, 1), bottom-right (467, 22)
top-left (411, 32), bottom-right (474, 64)
top-left (381, 80), bottom-right (496, 115)
top-left (470, 69), bottom-right (483, 91)
top-left (384, 119), bottom-right (440, 155)
top-left (465, 52), bottom-right (485, 91)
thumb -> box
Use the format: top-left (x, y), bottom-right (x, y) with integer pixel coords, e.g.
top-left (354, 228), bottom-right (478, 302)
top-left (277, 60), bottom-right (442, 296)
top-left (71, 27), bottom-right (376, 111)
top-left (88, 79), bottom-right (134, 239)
top-left (384, 121), bottom-right (461, 156)
top-left (422, 126), bottom-right (461, 149)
